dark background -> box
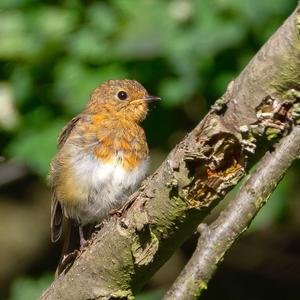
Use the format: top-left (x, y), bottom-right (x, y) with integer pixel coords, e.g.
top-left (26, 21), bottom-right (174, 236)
top-left (0, 1), bottom-right (299, 299)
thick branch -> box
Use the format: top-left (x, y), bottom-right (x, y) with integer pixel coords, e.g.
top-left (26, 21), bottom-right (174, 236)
top-left (163, 125), bottom-right (300, 300)
top-left (40, 5), bottom-right (300, 300)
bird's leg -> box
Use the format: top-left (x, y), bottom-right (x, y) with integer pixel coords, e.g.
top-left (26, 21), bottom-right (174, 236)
top-left (79, 225), bottom-right (87, 248)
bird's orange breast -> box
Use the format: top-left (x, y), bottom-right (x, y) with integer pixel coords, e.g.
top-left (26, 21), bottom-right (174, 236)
top-left (74, 113), bottom-right (149, 171)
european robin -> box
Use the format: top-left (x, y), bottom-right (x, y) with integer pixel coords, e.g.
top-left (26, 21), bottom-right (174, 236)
top-left (49, 79), bottom-right (160, 275)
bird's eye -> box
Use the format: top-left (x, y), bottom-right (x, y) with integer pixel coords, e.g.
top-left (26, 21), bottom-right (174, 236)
top-left (117, 91), bottom-right (128, 100)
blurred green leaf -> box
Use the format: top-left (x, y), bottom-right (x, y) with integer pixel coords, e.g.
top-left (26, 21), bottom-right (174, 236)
top-left (29, 6), bottom-right (78, 40)
top-left (87, 3), bottom-right (117, 36)
top-left (136, 289), bottom-right (165, 300)
top-left (54, 60), bottom-right (128, 114)
top-left (159, 77), bottom-right (194, 107)
top-left (7, 119), bottom-right (65, 176)
top-left (10, 65), bottom-right (34, 107)
top-left (68, 28), bottom-right (108, 63)
top-left (0, 11), bottom-right (41, 60)
top-left (112, 0), bottom-right (172, 58)
top-left (0, 0), bottom-right (38, 9)
top-left (220, 0), bottom-right (294, 25)
top-left (9, 273), bottom-right (52, 300)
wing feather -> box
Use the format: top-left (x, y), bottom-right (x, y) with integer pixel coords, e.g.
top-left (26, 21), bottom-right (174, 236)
top-left (57, 115), bottom-right (81, 149)
top-left (51, 115), bottom-right (81, 242)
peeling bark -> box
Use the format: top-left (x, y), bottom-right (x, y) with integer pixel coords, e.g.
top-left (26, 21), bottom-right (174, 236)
top-left (163, 125), bottom-right (300, 300)
top-left (40, 5), bottom-right (300, 300)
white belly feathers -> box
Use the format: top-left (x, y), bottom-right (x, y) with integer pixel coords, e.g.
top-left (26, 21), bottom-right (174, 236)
top-left (63, 149), bottom-right (149, 225)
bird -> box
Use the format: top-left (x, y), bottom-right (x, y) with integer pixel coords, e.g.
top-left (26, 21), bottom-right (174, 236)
top-left (49, 79), bottom-right (160, 275)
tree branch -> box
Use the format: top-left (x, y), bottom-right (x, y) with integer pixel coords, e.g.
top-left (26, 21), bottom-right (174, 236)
top-left (40, 4), bottom-right (300, 300)
top-left (163, 124), bottom-right (300, 300)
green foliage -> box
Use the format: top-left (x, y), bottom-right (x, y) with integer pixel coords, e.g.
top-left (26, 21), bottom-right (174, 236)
top-left (0, 0), bottom-right (297, 181)
top-left (9, 274), bottom-right (52, 300)
top-left (136, 289), bottom-right (165, 300)
top-left (7, 118), bottom-right (66, 176)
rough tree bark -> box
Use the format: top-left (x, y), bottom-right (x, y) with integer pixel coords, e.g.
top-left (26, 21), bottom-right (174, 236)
top-left (40, 4), bottom-right (300, 300)
top-left (163, 125), bottom-right (300, 300)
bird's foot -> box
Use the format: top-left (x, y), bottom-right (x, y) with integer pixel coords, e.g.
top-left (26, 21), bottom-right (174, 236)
top-left (78, 225), bottom-right (90, 250)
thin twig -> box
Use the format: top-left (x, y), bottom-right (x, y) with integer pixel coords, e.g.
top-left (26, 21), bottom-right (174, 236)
top-left (163, 126), bottom-right (300, 300)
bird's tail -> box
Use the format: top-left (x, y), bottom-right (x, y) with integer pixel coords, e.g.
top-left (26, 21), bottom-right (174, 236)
top-left (55, 220), bottom-right (93, 277)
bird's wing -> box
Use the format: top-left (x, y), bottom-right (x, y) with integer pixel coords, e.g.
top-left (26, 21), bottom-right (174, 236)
top-left (57, 115), bottom-right (81, 149)
top-left (51, 192), bottom-right (63, 242)
top-left (51, 115), bottom-right (81, 243)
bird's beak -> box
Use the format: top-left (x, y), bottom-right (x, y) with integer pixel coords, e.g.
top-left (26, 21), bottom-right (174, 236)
top-left (130, 95), bottom-right (161, 104)
top-left (143, 95), bottom-right (161, 103)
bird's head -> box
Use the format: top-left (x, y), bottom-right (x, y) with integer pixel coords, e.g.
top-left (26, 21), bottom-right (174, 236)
top-left (86, 79), bottom-right (160, 122)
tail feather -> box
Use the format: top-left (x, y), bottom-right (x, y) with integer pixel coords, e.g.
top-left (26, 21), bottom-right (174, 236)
top-left (55, 220), bottom-right (94, 277)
